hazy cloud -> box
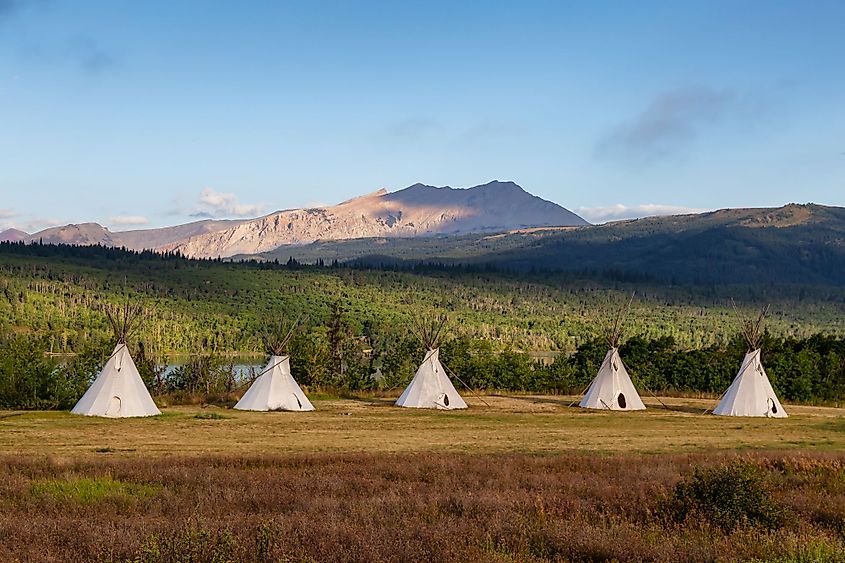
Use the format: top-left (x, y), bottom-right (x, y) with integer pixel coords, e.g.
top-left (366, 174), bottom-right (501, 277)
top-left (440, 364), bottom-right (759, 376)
top-left (387, 117), bottom-right (516, 146)
top-left (0, 209), bottom-right (17, 219)
top-left (387, 117), bottom-right (439, 141)
top-left (597, 87), bottom-right (734, 164)
top-left (192, 188), bottom-right (264, 218)
top-left (110, 215), bottom-right (149, 227)
top-left (67, 35), bottom-right (117, 74)
top-left (576, 203), bottom-right (709, 223)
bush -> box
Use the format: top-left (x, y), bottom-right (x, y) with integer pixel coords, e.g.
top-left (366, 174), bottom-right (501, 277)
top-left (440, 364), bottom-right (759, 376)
top-left (663, 462), bottom-right (789, 531)
top-left (127, 518), bottom-right (239, 563)
top-left (0, 334), bottom-right (95, 409)
top-left (164, 354), bottom-right (235, 395)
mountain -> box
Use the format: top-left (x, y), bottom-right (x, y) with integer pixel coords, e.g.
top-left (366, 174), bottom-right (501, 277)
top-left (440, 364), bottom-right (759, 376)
top-left (6, 198), bottom-right (845, 286)
top-left (24, 223), bottom-right (117, 246)
top-left (22, 219), bottom-right (247, 251)
top-left (109, 219), bottom-right (247, 251)
top-left (163, 181), bottom-right (587, 258)
top-left (15, 181), bottom-right (584, 258)
top-left (0, 228), bottom-right (28, 243)
top-left (257, 203), bottom-right (845, 285)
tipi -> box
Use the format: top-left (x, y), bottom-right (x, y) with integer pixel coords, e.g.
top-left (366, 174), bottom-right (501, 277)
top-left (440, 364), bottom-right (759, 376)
top-left (234, 316), bottom-right (314, 412)
top-left (714, 306), bottom-right (786, 418)
top-left (579, 297), bottom-right (646, 411)
top-left (396, 315), bottom-right (467, 410)
top-left (71, 303), bottom-right (161, 418)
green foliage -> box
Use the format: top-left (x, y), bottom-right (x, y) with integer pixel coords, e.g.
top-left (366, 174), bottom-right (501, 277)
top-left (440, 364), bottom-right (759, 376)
top-left (134, 341), bottom-right (166, 394)
top-left (0, 334), bottom-right (95, 409)
top-left (165, 355), bottom-right (236, 395)
top-left (128, 518), bottom-right (239, 563)
top-left (663, 462), bottom-right (790, 531)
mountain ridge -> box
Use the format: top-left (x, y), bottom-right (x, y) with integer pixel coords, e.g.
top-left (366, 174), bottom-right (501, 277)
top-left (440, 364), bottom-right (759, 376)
top-left (249, 202), bottom-right (845, 285)
top-left (164, 180), bottom-right (585, 258)
top-left (13, 181), bottom-right (585, 258)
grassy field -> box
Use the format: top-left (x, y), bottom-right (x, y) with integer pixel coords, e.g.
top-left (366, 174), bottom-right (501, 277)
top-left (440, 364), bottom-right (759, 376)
top-left (2, 395), bottom-right (844, 458)
top-left (2, 398), bottom-right (845, 562)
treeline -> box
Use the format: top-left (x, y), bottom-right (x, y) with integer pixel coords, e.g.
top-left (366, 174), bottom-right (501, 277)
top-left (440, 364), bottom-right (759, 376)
top-left (2, 330), bottom-right (844, 410)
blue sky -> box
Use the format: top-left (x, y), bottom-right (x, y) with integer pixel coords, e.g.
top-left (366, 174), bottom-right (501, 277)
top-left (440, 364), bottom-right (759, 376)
top-left (1, 0), bottom-right (843, 231)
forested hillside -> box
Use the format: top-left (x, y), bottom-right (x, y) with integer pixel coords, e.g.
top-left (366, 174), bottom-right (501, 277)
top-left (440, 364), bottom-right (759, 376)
top-left (2, 241), bottom-right (844, 355)
top-left (1, 241), bottom-right (844, 408)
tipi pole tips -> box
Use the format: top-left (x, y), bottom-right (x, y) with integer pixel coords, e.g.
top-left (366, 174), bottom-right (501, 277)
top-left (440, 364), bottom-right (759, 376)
top-left (411, 312), bottom-right (449, 350)
top-left (731, 300), bottom-right (770, 352)
top-left (262, 313), bottom-right (306, 356)
top-left (604, 292), bottom-right (635, 349)
top-left (101, 299), bottom-right (144, 344)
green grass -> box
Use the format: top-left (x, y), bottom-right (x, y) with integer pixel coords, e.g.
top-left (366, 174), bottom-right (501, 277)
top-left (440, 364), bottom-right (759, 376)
top-left (31, 477), bottom-right (161, 505)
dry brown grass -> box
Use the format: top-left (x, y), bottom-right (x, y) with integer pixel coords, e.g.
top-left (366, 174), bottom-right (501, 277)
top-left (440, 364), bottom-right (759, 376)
top-left (1, 396), bottom-right (844, 561)
top-left (0, 451), bottom-right (843, 562)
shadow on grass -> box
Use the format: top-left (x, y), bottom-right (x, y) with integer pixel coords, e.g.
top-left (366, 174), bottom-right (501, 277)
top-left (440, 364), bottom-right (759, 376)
top-left (333, 394), bottom-right (397, 407)
top-left (498, 395), bottom-right (574, 407)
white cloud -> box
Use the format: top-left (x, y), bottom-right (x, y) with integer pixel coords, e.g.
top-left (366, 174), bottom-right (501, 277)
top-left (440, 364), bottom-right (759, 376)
top-left (577, 204), bottom-right (709, 224)
top-left (194, 188), bottom-right (265, 218)
top-left (110, 215), bottom-right (149, 227)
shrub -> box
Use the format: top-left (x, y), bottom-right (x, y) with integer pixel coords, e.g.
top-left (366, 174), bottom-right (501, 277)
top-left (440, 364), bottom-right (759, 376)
top-left (127, 518), bottom-right (239, 563)
top-left (663, 462), bottom-right (789, 531)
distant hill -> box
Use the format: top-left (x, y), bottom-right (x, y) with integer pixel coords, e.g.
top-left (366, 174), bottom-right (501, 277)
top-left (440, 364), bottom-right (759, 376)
top-left (18, 181), bottom-right (586, 258)
top-left (20, 219), bottom-right (245, 251)
top-left (0, 228), bottom-right (28, 243)
top-left (256, 203), bottom-right (845, 285)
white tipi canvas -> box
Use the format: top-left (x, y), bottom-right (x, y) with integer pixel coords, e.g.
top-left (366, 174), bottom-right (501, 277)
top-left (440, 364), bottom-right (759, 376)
top-left (714, 349), bottom-right (787, 417)
top-left (234, 355), bottom-right (314, 412)
top-left (396, 348), bottom-right (467, 410)
top-left (579, 348), bottom-right (646, 410)
top-left (71, 343), bottom-right (161, 418)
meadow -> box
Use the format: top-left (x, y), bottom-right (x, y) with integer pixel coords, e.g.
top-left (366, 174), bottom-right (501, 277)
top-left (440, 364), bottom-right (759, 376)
top-left (2, 396), bottom-right (845, 562)
top-left (2, 395), bottom-right (844, 457)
